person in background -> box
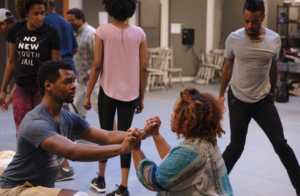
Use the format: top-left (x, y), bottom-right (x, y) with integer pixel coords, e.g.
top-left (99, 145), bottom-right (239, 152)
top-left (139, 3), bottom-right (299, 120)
top-left (44, 0), bottom-right (78, 182)
top-left (45, 0), bottom-right (78, 76)
top-left (82, 0), bottom-right (147, 195)
top-left (0, 8), bottom-right (18, 112)
top-left (0, 0), bottom-right (61, 135)
top-left (66, 8), bottom-right (99, 120)
top-left (0, 8), bottom-right (17, 39)
top-left (218, 0), bottom-right (300, 195)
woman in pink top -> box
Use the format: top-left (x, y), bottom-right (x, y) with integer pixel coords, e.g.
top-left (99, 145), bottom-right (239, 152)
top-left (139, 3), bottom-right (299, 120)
top-left (83, 0), bottom-right (147, 195)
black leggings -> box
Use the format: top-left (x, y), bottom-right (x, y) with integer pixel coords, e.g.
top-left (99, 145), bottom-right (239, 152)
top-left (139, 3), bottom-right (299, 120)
top-left (223, 87), bottom-right (300, 195)
top-left (98, 87), bottom-right (137, 169)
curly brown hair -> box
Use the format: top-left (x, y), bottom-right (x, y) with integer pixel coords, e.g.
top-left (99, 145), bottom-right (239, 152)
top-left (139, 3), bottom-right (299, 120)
top-left (15, 0), bottom-right (49, 19)
top-left (173, 87), bottom-right (225, 145)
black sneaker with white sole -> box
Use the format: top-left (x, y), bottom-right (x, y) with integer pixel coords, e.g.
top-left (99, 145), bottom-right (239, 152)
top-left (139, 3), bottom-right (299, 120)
top-left (91, 176), bottom-right (106, 193)
top-left (106, 185), bottom-right (130, 196)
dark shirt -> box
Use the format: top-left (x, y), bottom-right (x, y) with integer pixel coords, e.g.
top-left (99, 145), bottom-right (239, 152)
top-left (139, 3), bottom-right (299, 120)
top-left (7, 21), bottom-right (61, 87)
top-left (4, 20), bottom-right (21, 41)
top-left (45, 13), bottom-right (78, 75)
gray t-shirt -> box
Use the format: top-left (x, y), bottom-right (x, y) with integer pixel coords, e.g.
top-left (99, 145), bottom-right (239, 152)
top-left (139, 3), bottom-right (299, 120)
top-left (0, 103), bottom-right (90, 188)
top-left (225, 27), bottom-right (281, 103)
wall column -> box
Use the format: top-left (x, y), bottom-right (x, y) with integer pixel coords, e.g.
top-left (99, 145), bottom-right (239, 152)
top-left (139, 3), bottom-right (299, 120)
top-left (206, 0), bottom-right (215, 53)
top-left (69, 0), bottom-right (82, 9)
top-left (160, 0), bottom-right (169, 48)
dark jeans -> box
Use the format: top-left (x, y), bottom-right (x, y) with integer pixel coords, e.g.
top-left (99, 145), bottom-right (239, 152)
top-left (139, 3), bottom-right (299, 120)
top-left (98, 87), bottom-right (137, 169)
top-left (223, 87), bottom-right (300, 195)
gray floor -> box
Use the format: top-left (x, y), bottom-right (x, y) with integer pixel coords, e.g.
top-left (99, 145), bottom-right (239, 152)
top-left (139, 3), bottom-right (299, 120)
top-left (1, 82), bottom-right (300, 196)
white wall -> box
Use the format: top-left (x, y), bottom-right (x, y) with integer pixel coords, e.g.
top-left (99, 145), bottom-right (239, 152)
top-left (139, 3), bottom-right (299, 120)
top-left (69, 0), bottom-right (82, 9)
top-left (160, 0), bottom-right (214, 52)
top-left (128, 11), bottom-right (139, 26)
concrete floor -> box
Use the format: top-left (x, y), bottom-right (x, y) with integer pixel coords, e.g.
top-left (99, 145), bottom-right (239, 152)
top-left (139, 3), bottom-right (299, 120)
top-left (0, 82), bottom-right (300, 196)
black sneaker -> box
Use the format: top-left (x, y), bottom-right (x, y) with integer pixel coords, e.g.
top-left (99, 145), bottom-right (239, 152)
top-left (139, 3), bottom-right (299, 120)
top-left (56, 167), bottom-right (75, 182)
top-left (90, 175), bottom-right (106, 193)
top-left (106, 185), bottom-right (130, 196)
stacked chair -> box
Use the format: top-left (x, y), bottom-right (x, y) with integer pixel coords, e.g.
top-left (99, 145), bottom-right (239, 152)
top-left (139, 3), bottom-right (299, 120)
top-left (194, 49), bottom-right (225, 85)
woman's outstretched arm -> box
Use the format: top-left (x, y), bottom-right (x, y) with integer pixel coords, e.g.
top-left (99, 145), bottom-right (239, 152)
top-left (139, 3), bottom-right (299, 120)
top-left (152, 133), bottom-right (171, 160)
top-left (132, 149), bottom-right (146, 171)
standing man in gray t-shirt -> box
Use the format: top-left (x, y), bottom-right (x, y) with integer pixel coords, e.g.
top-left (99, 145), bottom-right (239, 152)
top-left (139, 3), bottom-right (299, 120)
top-left (218, 0), bottom-right (300, 194)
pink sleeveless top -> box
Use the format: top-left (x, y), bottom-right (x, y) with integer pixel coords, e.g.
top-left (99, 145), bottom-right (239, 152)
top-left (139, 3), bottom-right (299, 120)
top-left (95, 24), bottom-right (146, 101)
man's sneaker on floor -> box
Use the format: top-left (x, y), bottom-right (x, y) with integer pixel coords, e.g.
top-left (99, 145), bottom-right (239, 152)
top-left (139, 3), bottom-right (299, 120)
top-left (106, 185), bottom-right (129, 196)
top-left (90, 175), bottom-right (106, 193)
top-left (56, 167), bottom-right (75, 182)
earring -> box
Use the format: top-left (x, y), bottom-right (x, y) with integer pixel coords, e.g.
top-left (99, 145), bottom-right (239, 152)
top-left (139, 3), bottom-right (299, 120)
top-left (26, 17), bottom-right (28, 20)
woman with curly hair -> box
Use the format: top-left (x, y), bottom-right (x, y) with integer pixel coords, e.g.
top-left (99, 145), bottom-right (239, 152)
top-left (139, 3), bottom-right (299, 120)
top-left (82, 0), bottom-right (147, 195)
top-left (131, 87), bottom-right (234, 196)
top-left (0, 0), bottom-right (61, 133)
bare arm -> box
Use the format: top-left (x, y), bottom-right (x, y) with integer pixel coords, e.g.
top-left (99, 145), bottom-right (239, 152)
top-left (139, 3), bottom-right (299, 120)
top-left (72, 48), bottom-right (78, 55)
top-left (79, 123), bottom-right (157, 147)
top-left (135, 40), bottom-right (148, 114)
top-left (39, 127), bottom-right (144, 162)
top-left (7, 87), bottom-right (14, 101)
top-left (269, 60), bottom-right (278, 96)
top-left (219, 58), bottom-right (234, 98)
top-left (39, 127), bottom-right (143, 162)
top-left (153, 133), bottom-right (171, 160)
top-left (218, 58), bottom-right (234, 112)
top-left (0, 43), bottom-right (16, 109)
top-left (51, 50), bottom-right (61, 61)
top-left (77, 125), bottom-right (127, 145)
top-left (40, 133), bottom-right (130, 162)
top-left (82, 36), bottom-right (103, 110)
top-left (1, 85), bottom-right (15, 112)
top-left (140, 40), bottom-right (148, 100)
top-left (132, 149), bottom-right (146, 170)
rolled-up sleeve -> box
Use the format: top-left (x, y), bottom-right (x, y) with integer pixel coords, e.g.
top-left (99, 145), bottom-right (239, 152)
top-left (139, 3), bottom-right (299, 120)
top-left (136, 145), bottom-right (206, 192)
top-left (137, 159), bottom-right (167, 192)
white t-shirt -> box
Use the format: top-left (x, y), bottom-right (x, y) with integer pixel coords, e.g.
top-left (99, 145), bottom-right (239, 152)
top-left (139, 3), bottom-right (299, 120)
top-left (225, 27), bottom-right (281, 103)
